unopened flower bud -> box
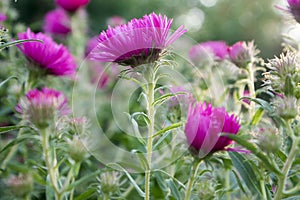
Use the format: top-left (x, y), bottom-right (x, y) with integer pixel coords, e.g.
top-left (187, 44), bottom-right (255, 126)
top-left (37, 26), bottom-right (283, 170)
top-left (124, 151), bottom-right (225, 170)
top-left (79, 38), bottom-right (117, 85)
top-left (228, 41), bottom-right (258, 68)
top-left (67, 135), bottom-right (89, 162)
top-left (267, 52), bottom-right (298, 78)
top-left (195, 178), bottom-right (216, 199)
top-left (16, 87), bottom-right (69, 129)
top-left (98, 171), bottom-right (120, 194)
top-left (255, 126), bottom-right (282, 153)
top-left (68, 117), bottom-right (89, 135)
top-left (5, 173), bottom-right (33, 197)
top-left (274, 96), bottom-right (298, 120)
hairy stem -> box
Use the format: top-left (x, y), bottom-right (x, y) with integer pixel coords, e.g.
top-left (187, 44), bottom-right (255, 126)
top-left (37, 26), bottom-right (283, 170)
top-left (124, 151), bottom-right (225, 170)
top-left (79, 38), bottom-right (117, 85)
top-left (41, 128), bottom-right (61, 200)
top-left (145, 70), bottom-right (156, 200)
top-left (184, 160), bottom-right (202, 200)
top-left (274, 137), bottom-right (299, 200)
top-left (247, 63), bottom-right (256, 118)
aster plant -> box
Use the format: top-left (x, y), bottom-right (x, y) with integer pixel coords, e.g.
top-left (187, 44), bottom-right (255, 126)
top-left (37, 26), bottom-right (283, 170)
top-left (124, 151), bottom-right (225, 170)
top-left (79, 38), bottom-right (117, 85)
top-left (92, 12), bottom-right (186, 200)
top-left (2, 0), bottom-right (300, 199)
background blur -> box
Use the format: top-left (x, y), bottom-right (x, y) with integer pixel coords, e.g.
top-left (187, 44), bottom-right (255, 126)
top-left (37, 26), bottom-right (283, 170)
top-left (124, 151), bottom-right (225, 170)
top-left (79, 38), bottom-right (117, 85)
top-left (10, 0), bottom-right (292, 58)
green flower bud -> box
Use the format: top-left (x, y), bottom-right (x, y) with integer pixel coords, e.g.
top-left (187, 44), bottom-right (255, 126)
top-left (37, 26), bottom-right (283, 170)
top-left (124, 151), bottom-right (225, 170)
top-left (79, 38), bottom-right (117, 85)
top-left (274, 96), bottom-right (298, 120)
top-left (67, 135), bottom-right (89, 162)
top-left (256, 126), bottom-right (282, 154)
top-left (98, 171), bottom-right (120, 194)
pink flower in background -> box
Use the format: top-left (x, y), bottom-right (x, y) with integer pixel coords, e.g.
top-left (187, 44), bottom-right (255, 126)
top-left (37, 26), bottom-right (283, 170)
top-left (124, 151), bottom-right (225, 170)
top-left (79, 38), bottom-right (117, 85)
top-left (228, 41), bottom-right (256, 68)
top-left (288, 0), bottom-right (300, 22)
top-left (189, 41), bottom-right (228, 65)
top-left (0, 13), bottom-right (7, 23)
top-left (55, 0), bottom-right (90, 12)
top-left (16, 87), bottom-right (69, 128)
top-left (91, 12), bottom-right (187, 67)
top-left (85, 36), bottom-right (119, 89)
top-left (107, 16), bottom-right (126, 27)
top-left (17, 28), bottom-right (77, 77)
top-left (43, 8), bottom-right (71, 36)
top-left (185, 102), bottom-right (240, 157)
top-left (85, 36), bottom-right (98, 57)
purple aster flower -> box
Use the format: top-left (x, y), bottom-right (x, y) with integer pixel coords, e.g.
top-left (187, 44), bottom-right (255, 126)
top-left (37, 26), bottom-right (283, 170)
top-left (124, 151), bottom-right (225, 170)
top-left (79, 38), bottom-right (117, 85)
top-left (17, 28), bottom-right (77, 77)
top-left (189, 41), bottom-right (228, 65)
top-left (288, 0), bottom-right (300, 23)
top-left (16, 87), bottom-right (69, 129)
top-left (184, 102), bottom-right (240, 158)
top-left (43, 8), bottom-right (71, 36)
top-left (55, 0), bottom-right (90, 12)
top-left (91, 12), bottom-right (187, 67)
top-left (0, 13), bottom-right (7, 23)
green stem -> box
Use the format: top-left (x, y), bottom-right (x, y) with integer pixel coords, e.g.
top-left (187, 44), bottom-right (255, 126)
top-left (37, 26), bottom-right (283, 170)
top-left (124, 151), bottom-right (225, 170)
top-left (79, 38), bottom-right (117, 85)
top-left (41, 128), bottom-right (61, 200)
top-left (225, 169), bottom-right (231, 200)
top-left (247, 63), bottom-right (256, 118)
top-left (103, 193), bottom-right (109, 200)
top-left (260, 179), bottom-right (267, 200)
top-left (145, 74), bottom-right (155, 200)
top-left (274, 137), bottom-right (299, 200)
top-left (184, 160), bottom-right (202, 200)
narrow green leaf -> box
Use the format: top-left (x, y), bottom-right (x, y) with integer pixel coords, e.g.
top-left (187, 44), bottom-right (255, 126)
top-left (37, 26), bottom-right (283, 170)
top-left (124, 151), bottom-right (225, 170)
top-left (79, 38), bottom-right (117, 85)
top-left (152, 122), bottom-right (183, 138)
top-left (131, 149), bottom-right (149, 170)
top-left (66, 170), bottom-right (101, 191)
top-left (251, 107), bottom-right (264, 126)
top-left (232, 169), bottom-right (248, 195)
top-left (166, 179), bottom-right (181, 200)
top-left (0, 76), bottom-right (18, 88)
top-left (74, 188), bottom-right (97, 200)
top-left (154, 172), bottom-right (168, 192)
top-left (240, 97), bottom-right (274, 113)
top-left (153, 169), bottom-right (185, 189)
top-left (0, 134), bottom-right (37, 153)
top-left (152, 92), bottom-right (186, 107)
top-left (124, 112), bottom-right (146, 145)
top-left (222, 133), bottom-right (282, 175)
top-left (153, 130), bottom-right (172, 151)
top-left (0, 39), bottom-right (42, 49)
top-left (0, 125), bottom-right (26, 134)
top-left (107, 163), bottom-right (145, 198)
top-left (229, 152), bottom-right (262, 198)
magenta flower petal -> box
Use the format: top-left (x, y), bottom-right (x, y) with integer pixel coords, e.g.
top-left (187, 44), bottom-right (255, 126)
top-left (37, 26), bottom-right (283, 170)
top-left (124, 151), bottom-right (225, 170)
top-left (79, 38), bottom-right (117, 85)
top-left (43, 8), bottom-right (71, 36)
top-left (91, 13), bottom-right (187, 67)
top-left (55, 0), bottom-right (90, 12)
top-left (189, 41), bottom-right (228, 65)
top-left (184, 102), bottom-right (240, 158)
top-left (17, 28), bottom-right (77, 77)
top-left (0, 13), bottom-right (7, 23)
top-left (17, 87), bottom-right (69, 129)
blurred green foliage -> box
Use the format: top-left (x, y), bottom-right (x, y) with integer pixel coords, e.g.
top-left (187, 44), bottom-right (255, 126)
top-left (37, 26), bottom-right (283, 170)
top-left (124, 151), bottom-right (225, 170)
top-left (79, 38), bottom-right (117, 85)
top-left (12, 0), bottom-right (283, 58)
